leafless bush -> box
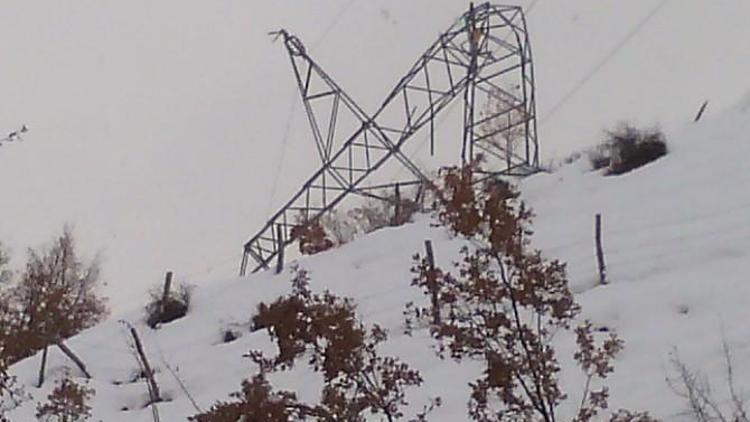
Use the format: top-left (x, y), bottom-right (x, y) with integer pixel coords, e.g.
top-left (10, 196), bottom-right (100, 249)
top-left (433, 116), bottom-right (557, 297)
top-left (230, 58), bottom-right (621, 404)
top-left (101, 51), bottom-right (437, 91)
top-left (194, 268), bottom-right (431, 421)
top-left (668, 342), bottom-right (749, 422)
top-left (589, 123), bottom-right (667, 175)
top-left (407, 159), bottom-right (653, 421)
top-left (145, 281), bottom-right (193, 329)
top-left (318, 210), bottom-right (359, 247)
top-left (35, 376), bottom-right (95, 421)
top-left (294, 192), bottom-right (421, 255)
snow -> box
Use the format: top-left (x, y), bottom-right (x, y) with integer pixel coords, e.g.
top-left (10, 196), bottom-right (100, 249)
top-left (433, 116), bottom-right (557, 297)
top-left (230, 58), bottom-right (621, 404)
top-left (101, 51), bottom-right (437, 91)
top-left (3, 1), bottom-right (750, 313)
top-left (6, 95), bottom-right (750, 420)
top-left (3, 1), bottom-right (750, 419)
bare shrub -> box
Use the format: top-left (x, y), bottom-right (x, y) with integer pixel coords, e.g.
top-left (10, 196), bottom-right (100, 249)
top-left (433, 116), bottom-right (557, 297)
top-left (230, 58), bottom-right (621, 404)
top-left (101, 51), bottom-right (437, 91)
top-left (325, 195), bottom-right (419, 242)
top-left (35, 376), bottom-right (95, 422)
top-left (194, 268), bottom-right (429, 421)
top-left (318, 210), bottom-right (359, 247)
top-left (407, 159), bottom-right (652, 421)
top-left (668, 343), bottom-right (749, 422)
top-left (590, 123), bottom-right (667, 175)
top-left (294, 191), bottom-right (421, 254)
top-left (145, 281), bottom-right (192, 329)
top-left (589, 145), bottom-right (611, 171)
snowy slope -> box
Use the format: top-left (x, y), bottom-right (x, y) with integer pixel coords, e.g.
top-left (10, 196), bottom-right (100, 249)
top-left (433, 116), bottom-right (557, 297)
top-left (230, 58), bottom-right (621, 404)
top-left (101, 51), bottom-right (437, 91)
top-left (7, 94), bottom-right (750, 420)
top-left (2, 1), bottom-right (750, 313)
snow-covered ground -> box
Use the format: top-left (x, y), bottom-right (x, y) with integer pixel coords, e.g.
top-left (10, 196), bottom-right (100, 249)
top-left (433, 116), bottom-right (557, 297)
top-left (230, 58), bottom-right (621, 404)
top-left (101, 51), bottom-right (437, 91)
top-left (7, 93), bottom-right (750, 420)
top-left (2, 1), bottom-right (750, 312)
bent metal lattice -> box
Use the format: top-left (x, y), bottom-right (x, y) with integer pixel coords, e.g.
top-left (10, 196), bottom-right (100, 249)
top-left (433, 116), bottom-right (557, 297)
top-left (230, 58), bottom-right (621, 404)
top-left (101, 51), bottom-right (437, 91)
top-left (240, 3), bottom-right (539, 275)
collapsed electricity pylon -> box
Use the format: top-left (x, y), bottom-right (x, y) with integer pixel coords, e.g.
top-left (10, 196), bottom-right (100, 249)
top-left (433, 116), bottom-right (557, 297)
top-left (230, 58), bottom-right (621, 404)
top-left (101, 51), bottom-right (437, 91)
top-left (240, 3), bottom-right (538, 275)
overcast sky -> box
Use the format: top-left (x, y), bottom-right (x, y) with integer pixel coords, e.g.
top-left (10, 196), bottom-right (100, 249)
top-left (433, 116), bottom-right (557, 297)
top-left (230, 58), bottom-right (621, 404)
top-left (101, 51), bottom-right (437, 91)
top-left (1, 1), bottom-right (749, 312)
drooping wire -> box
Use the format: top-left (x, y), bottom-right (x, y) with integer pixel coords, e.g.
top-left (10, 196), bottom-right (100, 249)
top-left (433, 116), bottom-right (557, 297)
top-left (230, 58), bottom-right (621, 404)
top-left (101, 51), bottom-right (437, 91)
top-left (186, 1), bottom-right (360, 281)
top-left (264, 89), bottom-right (299, 220)
top-left (539, 0), bottom-right (670, 126)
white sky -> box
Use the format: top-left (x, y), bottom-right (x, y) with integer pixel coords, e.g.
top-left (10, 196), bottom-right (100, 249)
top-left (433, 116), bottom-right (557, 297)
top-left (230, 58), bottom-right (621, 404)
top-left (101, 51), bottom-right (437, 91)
top-left (1, 0), bottom-right (749, 312)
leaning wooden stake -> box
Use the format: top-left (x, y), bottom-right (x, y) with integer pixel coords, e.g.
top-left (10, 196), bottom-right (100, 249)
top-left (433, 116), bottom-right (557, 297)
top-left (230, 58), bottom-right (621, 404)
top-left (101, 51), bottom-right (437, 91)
top-left (37, 346), bottom-right (49, 388)
top-left (694, 100), bottom-right (709, 122)
top-left (424, 240), bottom-right (441, 325)
top-left (595, 213), bottom-right (608, 285)
top-left (56, 340), bottom-right (92, 379)
top-left (129, 327), bottom-right (162, 405)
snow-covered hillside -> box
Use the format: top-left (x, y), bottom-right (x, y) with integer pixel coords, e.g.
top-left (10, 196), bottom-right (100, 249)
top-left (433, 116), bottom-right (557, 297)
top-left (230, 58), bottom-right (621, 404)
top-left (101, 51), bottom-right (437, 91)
top-left (7, 93), bottom-right (750, 420)
top-left (2, 1), bottom-right (750, 312)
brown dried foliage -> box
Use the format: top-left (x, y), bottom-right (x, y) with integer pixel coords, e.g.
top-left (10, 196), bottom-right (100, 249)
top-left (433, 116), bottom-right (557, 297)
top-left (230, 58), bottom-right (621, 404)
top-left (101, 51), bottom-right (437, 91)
top-left (291, 219), bottom-right (335, 256)
top-left (408, 160), bottom-right (652, 421)
top-left (193, 268), bottom-right (429, 422)
top-left (189, 373), bottom-right (303, 422)
top-left (0, 229), bottom-right (107, 365)
top-left (35, 377), bottom-right (94, 422)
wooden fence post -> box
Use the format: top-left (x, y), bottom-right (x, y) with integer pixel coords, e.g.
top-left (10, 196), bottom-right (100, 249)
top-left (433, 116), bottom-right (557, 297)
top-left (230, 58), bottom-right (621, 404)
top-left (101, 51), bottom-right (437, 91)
top-left (424, 240), bottom-right (441, 325)
top-left (595, 214), bottom-right (607, 285)
top-left (276, 224), bottom-right (285, 274)
top-left (160, 271), bottom-right (173, 316)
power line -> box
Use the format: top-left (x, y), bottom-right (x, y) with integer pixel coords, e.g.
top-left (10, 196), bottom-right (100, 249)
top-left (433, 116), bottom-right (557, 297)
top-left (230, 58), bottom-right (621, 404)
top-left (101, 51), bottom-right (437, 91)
top-left (525, 0), bottom-right (543, 15)
top-left (539, 0), bottom-right (670, 126)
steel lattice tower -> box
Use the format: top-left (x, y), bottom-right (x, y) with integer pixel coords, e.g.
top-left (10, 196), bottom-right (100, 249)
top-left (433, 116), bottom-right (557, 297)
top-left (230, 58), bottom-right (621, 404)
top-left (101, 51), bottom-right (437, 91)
top-left (240, 3), bottom-right (538, 275)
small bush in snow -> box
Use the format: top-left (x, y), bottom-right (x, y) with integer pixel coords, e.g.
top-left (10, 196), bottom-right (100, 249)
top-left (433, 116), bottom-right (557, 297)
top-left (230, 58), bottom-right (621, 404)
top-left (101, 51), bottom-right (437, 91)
top-left (144, 280), bottom-right (193, 329)
top-left (35, 376), bottom-right (94, 422)
top-left (408, 159), bottom-right (655, 421)
top-left (291, 218), bottom-right (335, 256)
top-left (590, 123), bottom-right (667, 175)
top-left (193, 268), bottom-right (431, 422)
